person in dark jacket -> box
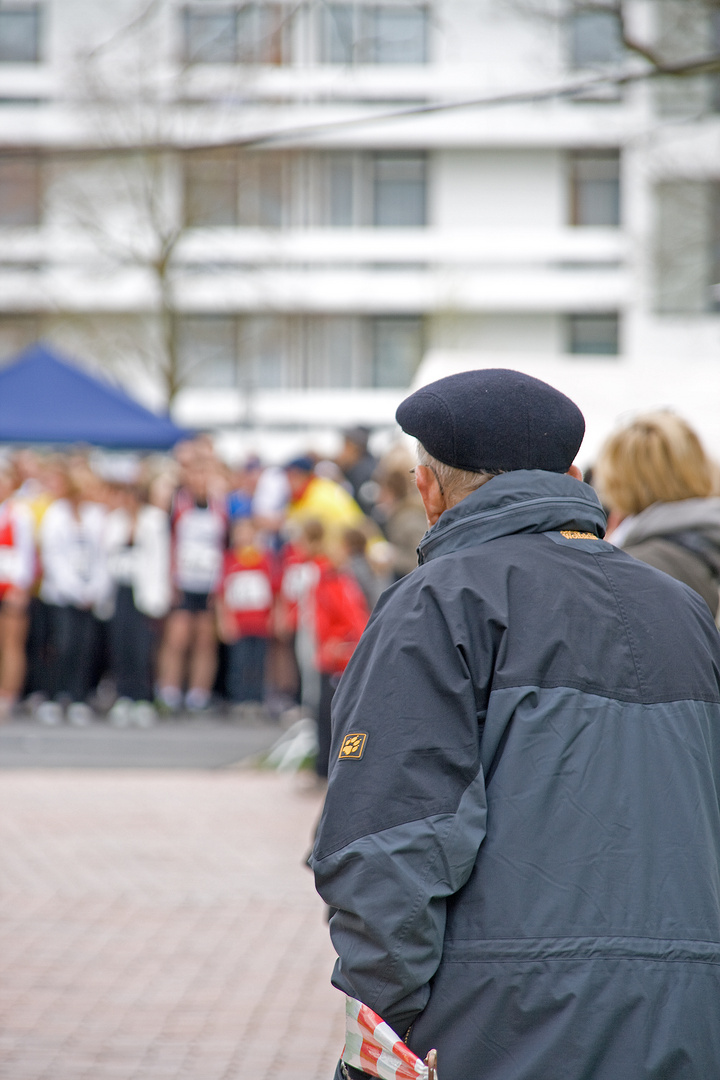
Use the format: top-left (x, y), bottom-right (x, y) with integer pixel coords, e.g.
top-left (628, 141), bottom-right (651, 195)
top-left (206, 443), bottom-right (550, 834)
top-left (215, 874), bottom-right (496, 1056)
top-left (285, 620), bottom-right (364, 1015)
top-left (336, 426), bottom-right (379, 517)
top-left (311, 369), bottom-right (720, 1080)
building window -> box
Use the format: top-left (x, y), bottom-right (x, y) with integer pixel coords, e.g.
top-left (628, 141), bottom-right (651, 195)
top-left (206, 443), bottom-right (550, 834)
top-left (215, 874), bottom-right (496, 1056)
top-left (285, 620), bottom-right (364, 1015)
top-left (177, 316), bottom-right (287, 389)
top-left (321, 4), bottom-right (428, 65)
top-left (238, 316), bottom-right (285, 388)
top-left (567, 314), bottom-right (619, 355)
top-left (569, 151), bottom-right (621, 227)
top-left (0, 5), bottom-right (41, 64)
top-left (177, 316), bottom-right (239, 388)
top-left (184, 151), bottom-right (426, 229)
top-left (373, 316), bottom-right (423, 385)
top-left (321, 152), bottom-right (427, 227)
top-left (184, 151), bottom-right (286, 227)
top-left (709, 10), bottom-right (720, 113)
top-left (371, 5), bottom-right (428, 63)
top-left (325, 155), bottom-right (356, 227)
top-left (569, 8), bottom-right (624, 68)
top-left (237, 154), bottom-right (284, 228)
top-left (182, 3), bottom-right (288, 65)
top-left (323, 4), bottom-right (352, 63)
top-left (654, 181), bottom-right (715, 314)
top-left (183, 9), bottom-right (236, 63)
top-left (0, 155), bottom-right (41, 226)
top-left (184, 152), bottom-right (237, 226)
top-left (176, 314), bottom-right (423, 389)
top-left (306, 315), bottom-right (423, 386)
top-left (373, 155), bottom-right (426, 227)
top-left (655, 0), bottom-right (717, 116)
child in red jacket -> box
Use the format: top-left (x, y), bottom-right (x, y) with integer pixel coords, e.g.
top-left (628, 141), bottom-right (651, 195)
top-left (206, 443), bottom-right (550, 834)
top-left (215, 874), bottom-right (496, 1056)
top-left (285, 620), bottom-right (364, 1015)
top-left (217, 518), bottom-right (275, 713)
top-left (312, 527), bottom-right (369, 779)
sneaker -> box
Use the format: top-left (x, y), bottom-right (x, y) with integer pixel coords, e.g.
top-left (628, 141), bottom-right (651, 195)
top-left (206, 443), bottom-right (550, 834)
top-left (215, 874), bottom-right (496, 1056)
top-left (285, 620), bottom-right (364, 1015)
top-left (24, 691), bottom-right (46, 718)
top-left (36, 700), bottom-right (64, 726)
top-left (156, 686), bottom-right (182, 715)
top-left (185, 688), bottom-right (211, 712)
top-left (131, 701), bottom-right (157, 728)
top-left (67, 702), bottom-right (94, 727)
top-left (107, 697), bottom-right (133, 728)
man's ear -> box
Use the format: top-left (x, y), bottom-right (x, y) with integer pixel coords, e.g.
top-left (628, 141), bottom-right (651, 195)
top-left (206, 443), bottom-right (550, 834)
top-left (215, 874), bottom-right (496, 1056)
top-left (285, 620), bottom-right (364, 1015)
top-left (415, 465), bottom-right (447, 527)
top-left (566, 463), bottom-right (583, 481)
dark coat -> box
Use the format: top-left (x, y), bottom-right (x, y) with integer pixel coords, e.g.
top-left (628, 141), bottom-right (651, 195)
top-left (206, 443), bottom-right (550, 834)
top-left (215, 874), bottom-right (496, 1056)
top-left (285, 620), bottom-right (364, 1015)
top-left (613, 497), bottom-right (720, 618)
top-left (312, 470), bottom-right (720, 1080)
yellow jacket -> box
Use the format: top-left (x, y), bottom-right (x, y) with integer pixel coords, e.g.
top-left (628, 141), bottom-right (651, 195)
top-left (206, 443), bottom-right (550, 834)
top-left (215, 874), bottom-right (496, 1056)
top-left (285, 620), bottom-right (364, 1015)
top-left (286, 476), bottom-right (365, 549)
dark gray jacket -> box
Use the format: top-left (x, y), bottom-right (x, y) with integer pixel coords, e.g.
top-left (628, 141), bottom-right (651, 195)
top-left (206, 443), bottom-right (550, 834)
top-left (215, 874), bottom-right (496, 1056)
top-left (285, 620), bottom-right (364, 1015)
top-left (312, 470), bottom-right (720, 1080)
top-left (612, 497), bottom-right (720, 617)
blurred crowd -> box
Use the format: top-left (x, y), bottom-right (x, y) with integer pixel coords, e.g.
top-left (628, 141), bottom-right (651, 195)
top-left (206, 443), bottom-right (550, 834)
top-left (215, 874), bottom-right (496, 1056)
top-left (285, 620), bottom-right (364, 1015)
top-left (0, 426), bottom-right (427, 776)
top-left (1, 407), bottom-right (719, 783)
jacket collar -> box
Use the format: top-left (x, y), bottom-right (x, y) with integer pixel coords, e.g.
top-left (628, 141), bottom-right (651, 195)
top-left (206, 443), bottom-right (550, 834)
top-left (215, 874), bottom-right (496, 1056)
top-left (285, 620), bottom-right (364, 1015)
top-left (417, 470), bottom-right (607, 565)
top-left (614, 497), bottom-right (720, 550)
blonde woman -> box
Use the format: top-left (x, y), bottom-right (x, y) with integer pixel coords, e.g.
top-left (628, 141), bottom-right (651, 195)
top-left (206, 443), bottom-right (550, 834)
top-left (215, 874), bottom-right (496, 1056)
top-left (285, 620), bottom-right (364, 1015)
top-left (594, 411), bottom-right (720, 617)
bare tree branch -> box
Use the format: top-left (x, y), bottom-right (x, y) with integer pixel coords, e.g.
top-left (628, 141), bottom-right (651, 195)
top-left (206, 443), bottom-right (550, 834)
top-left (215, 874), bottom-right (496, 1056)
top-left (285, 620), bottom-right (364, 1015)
top-left (3, 44), bottom-right (720, 167)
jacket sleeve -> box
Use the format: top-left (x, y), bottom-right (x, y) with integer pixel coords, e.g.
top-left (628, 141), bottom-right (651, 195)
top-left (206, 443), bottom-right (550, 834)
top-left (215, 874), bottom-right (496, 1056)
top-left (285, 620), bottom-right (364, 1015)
top-left (40, 502), bottom-right (89, 606)
top-left (134, 506), bottom-right (172, 618)
top-left (310, 573), bottom-right (488, 1036)
top-left (315, 572), bottom-right (369, 675)
top-left (10, 501), bottom-right (36, 590)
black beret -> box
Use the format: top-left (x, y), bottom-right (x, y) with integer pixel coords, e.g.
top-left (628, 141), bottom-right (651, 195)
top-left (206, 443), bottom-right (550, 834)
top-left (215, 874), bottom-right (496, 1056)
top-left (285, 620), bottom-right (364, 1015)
top-left (396, 368), bottom-right (585, 473)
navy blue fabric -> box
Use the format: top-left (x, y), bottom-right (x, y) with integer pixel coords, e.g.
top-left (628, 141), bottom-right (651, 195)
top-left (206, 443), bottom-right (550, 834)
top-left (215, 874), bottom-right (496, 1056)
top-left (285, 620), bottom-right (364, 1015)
top-left (395, 369), bottom-right (585, 473)
top-left (312, 471), bottom-right (720, 1079)
top-left (0, 343), bottom-right (188, 448)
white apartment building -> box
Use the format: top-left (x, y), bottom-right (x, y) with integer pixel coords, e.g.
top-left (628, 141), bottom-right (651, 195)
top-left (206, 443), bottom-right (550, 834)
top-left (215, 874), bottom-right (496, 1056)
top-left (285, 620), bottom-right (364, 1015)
top-left (0, 0), bottom-right (718, 465)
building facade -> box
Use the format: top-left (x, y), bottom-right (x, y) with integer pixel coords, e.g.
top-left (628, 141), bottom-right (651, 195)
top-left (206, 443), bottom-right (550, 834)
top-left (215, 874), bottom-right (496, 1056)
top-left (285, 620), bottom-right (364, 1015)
top-left (0, 0), bottom-right (718, 463)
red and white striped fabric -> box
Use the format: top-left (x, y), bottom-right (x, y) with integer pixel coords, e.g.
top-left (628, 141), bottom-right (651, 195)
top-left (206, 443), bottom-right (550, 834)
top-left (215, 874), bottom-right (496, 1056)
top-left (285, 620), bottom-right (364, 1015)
top-left (342, 997), bottom-right (433, 1080)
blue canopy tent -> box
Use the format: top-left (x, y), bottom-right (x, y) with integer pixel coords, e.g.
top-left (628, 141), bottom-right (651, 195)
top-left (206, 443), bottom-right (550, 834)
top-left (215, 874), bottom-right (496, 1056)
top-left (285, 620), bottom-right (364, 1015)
top-left (0, 344), bottom-right (189, 449)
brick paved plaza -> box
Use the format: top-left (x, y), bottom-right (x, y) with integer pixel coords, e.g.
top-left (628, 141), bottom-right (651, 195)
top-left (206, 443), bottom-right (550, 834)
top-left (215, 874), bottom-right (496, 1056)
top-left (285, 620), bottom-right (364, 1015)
top-left (0, 769), bottom-right (345, 1080)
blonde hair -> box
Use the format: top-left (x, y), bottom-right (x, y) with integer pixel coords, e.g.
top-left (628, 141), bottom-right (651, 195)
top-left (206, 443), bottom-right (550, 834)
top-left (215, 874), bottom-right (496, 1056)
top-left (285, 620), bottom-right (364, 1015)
top-left (594, 411), bottom-right (716, 517)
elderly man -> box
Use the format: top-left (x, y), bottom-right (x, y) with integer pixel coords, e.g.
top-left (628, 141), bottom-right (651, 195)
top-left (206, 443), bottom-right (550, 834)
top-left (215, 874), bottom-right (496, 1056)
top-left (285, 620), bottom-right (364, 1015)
top-left (311, 369), bottom-right (720, 1080)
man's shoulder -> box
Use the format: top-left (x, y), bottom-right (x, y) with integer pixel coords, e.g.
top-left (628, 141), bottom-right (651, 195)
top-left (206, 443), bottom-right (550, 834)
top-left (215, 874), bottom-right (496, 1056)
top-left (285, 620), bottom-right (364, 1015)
top-left (368, 553), bottom-right (489, 629)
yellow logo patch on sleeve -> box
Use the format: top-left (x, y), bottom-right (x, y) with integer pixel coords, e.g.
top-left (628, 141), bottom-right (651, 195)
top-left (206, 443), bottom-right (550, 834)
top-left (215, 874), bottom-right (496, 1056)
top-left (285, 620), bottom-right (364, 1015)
top-left (560, 531), bottom-right (596, 539)
top-left (338, 733), bottom-right (368, 760)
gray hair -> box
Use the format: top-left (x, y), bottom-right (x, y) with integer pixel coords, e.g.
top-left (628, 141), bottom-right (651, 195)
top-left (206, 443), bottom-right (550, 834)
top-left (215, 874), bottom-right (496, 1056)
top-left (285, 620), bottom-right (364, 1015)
top-left (416, 443), bottom-right (501, 505)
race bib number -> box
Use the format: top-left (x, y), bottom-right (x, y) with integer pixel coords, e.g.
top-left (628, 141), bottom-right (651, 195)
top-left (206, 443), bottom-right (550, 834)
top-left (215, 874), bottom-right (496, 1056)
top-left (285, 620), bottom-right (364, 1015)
top-left (282, 561), bottom-right (319, 602)
top-left (176, 508), bottom-right (224, 590)
top-left (0, 547), bottom-right (21, 585)
top-left (177, 542), bottom-right (222, 588)
top-left (225, 570), bottom-right (272, 612)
